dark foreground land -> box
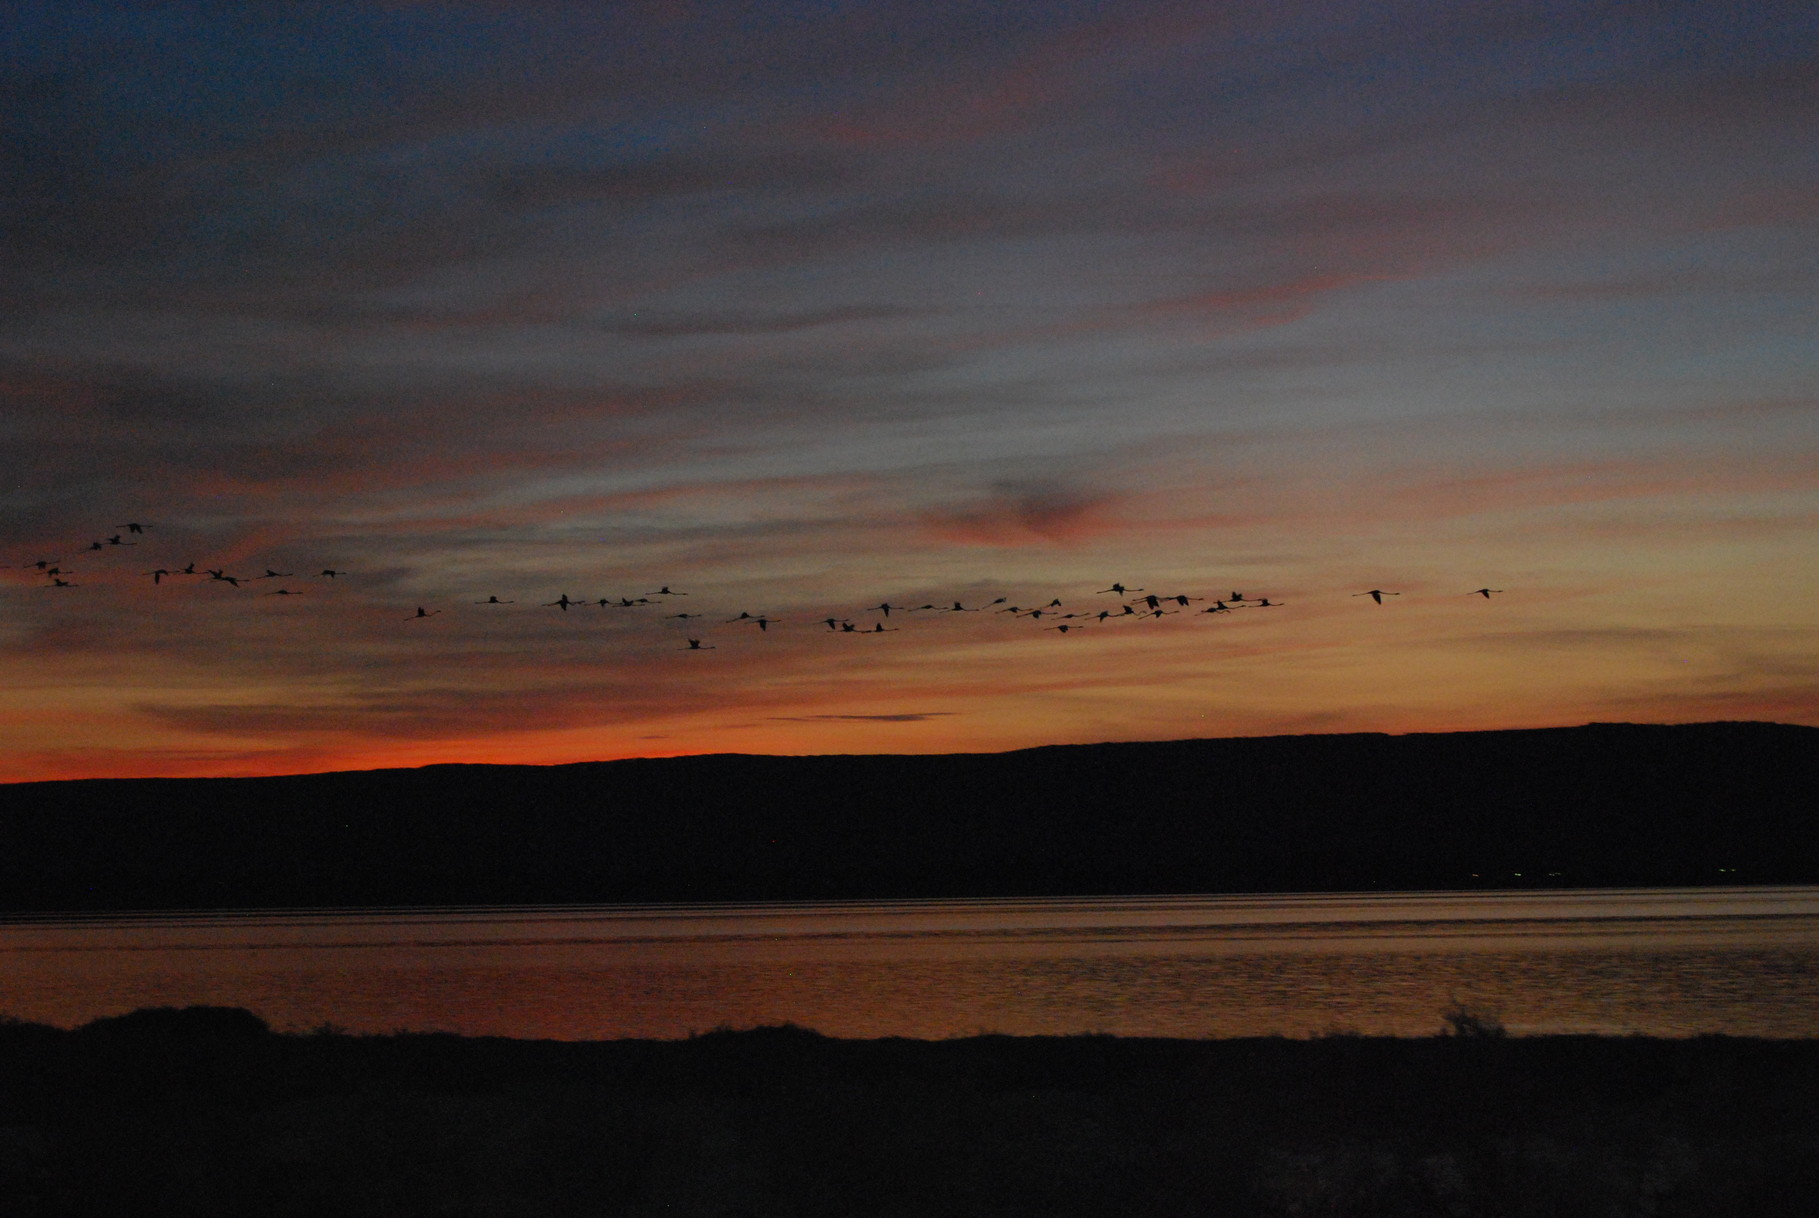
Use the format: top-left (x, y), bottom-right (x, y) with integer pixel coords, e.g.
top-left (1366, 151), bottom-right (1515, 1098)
top-left (2, 1007), bottom-right (1818, 1217)
top-left (2, 721), bottom-right (1817, 910)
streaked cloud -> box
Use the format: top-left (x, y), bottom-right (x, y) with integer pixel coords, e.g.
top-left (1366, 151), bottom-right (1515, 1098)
top-left (1, 1), bottom-right (1814, 779)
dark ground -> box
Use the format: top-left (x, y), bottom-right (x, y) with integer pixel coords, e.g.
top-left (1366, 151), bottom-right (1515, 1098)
top-left (3, 1006), bottom-right (1818, 1217)
top-left (2, 721), bottom-right (1816, 910)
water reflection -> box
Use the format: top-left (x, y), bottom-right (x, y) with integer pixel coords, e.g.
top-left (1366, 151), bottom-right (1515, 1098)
top-left (3, 887), bottom-right (1817, 1039)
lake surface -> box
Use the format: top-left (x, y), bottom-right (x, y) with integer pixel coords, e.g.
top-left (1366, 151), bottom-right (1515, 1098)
top-left (4, 887), bottom-right (1818, 1039)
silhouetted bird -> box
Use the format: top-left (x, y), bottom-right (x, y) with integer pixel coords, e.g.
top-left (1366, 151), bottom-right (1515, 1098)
top-left (207, 570), bottom-right (242, 587)
top-left (105, 535), bottom-right (135, 547)
top-left (16, 558), bottom-right (62, 571)
top-left (941, 601), bottom-right (980, 612)
top-left (319, 569), bottom-right (348, 578)
top-left (114, 523), bottom-right (148, 534)
top-left (143, 569), bottom-right (170, 584)
top-left (821, 617), bottom-right (851, 631)
top-left (868, 623), bottom-right (897, 633)
top-left (649, 586), bottom-right (687, 596)
top-left (866, 603), bottom-right (896, 617)
top-left (406, 606), bottom-right (440, 620)
top-left (476, 596), bottom-right (515, 604)
top-left (1354, 590), bottom-right (1399, 604)
top-left (256, 569), bottom-right (292, 579)
top-left (1254, 597), bottom-right (1282, 608)
top-left (1469, 588), bottom-right (1504, 598)
top-left (1048, 623), bottom-right (1080, 633)
top-left (682, 638), bottom-right (715, 650)
top-left (1098, 584), bottom-right (1141, 595)
top-left (1141, 594), bottom-right (1162, 610)
top-left (265, 588), bottom-right (302, 596)
top-left (46, 578), bottom-right (77, 587)
top-left (544, 594), bottom-right (582, 611)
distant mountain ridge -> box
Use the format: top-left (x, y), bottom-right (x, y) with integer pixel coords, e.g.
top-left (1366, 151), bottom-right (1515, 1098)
top-left (1, 721), bottom-right (1814, 912)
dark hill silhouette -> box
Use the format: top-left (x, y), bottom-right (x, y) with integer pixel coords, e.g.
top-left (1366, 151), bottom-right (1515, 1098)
top-left (0, 722), bottom-right (1813, 911)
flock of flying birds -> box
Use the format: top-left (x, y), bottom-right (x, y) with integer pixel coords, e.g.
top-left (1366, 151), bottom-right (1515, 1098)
top-left (12, 521), bottom-right (1503, 651)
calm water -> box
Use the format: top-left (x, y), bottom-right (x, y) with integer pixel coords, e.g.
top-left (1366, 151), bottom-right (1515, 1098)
top-left (3, 887), bottom-right (1818, 1040)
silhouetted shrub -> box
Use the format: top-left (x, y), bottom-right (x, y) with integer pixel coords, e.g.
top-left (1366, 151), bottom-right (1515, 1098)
top-left (77, 1005), bottom-right (272, 1043)
top-left (1440, 1003), bottom-right (1507, 1039)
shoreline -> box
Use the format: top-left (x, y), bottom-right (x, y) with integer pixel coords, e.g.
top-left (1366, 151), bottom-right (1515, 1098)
top-left (5, 1006), bottom-right (1817, 1214)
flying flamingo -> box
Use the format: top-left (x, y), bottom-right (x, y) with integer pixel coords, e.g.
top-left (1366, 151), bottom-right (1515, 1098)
top-left (476, 596), bottom-right (515, 604)
top-left (682, 638), bottom-right (715, 650)
top-left (1354, 590), bottom-right (1399, 604)
top-left (1468, 588), bottom-right (1504, 598)
top-left (406, 606), bottom-right (441, 621)
top-left (544, 594), bottom-right (583, 611)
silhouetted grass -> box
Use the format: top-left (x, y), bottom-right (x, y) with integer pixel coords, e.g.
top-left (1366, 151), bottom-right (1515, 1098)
top-left (2, 1006), bottom-right (1817, 1215)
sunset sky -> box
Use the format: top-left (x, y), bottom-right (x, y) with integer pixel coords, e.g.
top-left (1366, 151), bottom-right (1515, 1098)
top-left (3, 0), bottom-right (1814, 782)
